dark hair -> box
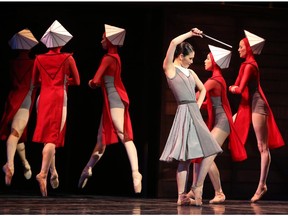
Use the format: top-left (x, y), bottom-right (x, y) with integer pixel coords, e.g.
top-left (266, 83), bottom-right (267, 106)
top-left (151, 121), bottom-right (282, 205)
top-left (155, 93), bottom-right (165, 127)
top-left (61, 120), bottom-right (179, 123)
top-left (174, 42), bottom-right (194, 60)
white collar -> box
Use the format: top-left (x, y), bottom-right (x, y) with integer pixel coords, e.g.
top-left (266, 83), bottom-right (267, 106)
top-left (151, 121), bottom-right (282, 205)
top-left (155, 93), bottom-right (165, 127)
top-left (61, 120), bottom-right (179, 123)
top-left (175, 65), bottom-right (190, 76)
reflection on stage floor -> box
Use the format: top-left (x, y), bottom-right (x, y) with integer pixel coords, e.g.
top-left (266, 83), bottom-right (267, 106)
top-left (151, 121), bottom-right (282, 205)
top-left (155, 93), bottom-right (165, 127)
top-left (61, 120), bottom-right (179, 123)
top-left (0, 194), bottom-right (288, 214)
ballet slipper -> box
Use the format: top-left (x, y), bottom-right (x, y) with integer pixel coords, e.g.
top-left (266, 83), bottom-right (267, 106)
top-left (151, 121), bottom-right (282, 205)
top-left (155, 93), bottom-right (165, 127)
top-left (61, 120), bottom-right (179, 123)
top-left (132, 171), bottom-right (142, 193)
top-left (23, 163), bottom-right (32, 180)
top-left (186, 188), bottom-right (195, 199)
top-left (50, 173), bottom-right (59, 189)
top-left (177, 193), bottom-right (196, 206)
top-left (191, 186), bottom-right (203, 206)
top-left (251, 185), bottom-right (267, 203)
top-left (2, 163), bottom-right (13, 186)
top-left (78, 167), bottom-right (92, 189)
top-left (36, 173), bottom-right (47, 197)
top-left (209, 191), bottom-right (226, 204)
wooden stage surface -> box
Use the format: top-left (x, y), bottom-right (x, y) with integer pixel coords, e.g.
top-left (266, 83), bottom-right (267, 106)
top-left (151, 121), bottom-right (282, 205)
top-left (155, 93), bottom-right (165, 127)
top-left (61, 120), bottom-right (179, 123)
top-left (1, 194), bottom-right (288, 214)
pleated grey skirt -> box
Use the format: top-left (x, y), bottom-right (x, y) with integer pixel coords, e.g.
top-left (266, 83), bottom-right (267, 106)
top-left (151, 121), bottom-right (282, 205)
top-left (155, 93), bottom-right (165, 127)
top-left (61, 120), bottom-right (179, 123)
top-left (160, 103), bottom-right (222, 162)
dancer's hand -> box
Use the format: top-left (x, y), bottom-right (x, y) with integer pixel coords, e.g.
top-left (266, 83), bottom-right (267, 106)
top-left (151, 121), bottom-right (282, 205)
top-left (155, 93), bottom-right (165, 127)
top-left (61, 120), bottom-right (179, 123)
top-left (191, 28), bottom-right (203, 37)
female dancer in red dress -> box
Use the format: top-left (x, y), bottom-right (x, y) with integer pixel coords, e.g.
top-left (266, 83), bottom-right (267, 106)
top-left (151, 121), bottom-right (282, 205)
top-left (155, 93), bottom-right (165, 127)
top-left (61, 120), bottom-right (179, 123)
top-left (187, 45), bottom-right (246, 204)
top-left (229, 30), bottom-right (284, 202)
top-left (32, 20), bottom-right (80, 196)
top-left (1, 29), bottom-right (38, 186)
top-left (78, 24), bottom-right (142, 194)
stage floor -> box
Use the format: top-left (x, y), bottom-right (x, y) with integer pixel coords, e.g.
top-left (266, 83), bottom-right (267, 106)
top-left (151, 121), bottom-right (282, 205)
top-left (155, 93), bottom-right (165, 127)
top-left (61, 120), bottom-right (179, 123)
top-left (1, 194), bottom-right (288, 214)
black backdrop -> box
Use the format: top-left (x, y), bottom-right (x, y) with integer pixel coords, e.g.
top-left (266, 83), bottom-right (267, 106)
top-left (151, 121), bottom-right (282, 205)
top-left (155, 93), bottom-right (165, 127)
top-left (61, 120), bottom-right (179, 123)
top-left (0, 2), bottom-right (287, 199)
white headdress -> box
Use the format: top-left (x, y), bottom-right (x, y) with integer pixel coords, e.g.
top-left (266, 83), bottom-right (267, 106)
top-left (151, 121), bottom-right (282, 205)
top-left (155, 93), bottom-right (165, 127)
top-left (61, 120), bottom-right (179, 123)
top-left (244, 30), bottom-right (265, 55)
top-left (105, 24), bottom-right (126, 46)
top-left (41, 20), bottom-right (73, 48)
top-left (208, 45), bottom-right (232, 69)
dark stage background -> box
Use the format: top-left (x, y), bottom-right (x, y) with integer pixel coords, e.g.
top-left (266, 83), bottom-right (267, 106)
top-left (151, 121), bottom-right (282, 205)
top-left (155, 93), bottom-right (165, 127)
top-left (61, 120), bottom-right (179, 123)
top-left (0, 2), bottom-right (287, 200)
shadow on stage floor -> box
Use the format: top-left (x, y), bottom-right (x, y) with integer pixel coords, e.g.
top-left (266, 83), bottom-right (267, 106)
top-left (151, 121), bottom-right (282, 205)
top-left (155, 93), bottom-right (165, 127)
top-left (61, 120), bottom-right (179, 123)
top-left (1, 193), bottom-right (288, 215)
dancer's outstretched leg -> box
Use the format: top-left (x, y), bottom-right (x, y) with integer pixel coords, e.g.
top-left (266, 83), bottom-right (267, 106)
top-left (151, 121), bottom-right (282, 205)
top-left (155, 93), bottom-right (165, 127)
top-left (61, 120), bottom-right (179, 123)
top-left (111, 108), bottom-right (142, 193)
top-left (78, 142), bottom-right (106, 189)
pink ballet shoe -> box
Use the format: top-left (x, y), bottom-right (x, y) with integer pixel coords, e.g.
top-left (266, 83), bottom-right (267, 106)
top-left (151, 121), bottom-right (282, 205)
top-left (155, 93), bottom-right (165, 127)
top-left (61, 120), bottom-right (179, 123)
top-left (209, 191), bottom-right (226, 204)
top-left (50, 173), bottom-right (59, 189)
top-left (191, 186), bottom-right (203, 206)
top-left (251, 185), bottom-right (267, 203)
top-left (23, 163), bottom-right (32, 180)
top-left (78, 167), bottom-right (92, 189)
top-left (2, 163), bottom-right (13, 186)
top-left (132, 171), bottom-right (142, 193)
top-left (187, 188), bottom-right (195, 199)
top-left (36, 173), bottom-right (47, 197)
top-left (177, 193), bottom-right (196, 206)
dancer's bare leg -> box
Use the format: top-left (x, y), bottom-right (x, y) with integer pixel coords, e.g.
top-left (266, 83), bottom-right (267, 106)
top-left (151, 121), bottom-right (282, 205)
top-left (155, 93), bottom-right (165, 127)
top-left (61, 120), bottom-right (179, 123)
top-left (176, 160), bottom-right (194, 205)
top-left (78, 117), bottom-right (106, 189)
top-left (111, 108), bottom-right (142, 193)
top-left (188, 128), bottom-right (228, 203)
top-left (3, 108), bottom-right (29, 185)
top-left (36, 143), bottom-right (55, 197)
top-left (17, 142), bottom-right (32, 180)
top-left (192, 154), bottom-right (217, 206)
top-left (49, 155), bottom-right (59, 189)
top-left (251, 113), bottom-right (269, 202)
top-left (36, 101), bottom-right (66, 196)
top-left (208, 128), bottom-right (228, 203)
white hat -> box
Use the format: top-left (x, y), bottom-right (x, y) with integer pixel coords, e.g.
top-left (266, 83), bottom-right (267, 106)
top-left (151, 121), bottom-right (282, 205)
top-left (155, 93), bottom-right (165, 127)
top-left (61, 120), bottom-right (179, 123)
top-left (208, 45), bottom-right (232, 69)
top-left (105, 24), bottom-right (126, 46)
top-left (41, 20), bottom-right (73, 48)
top-left (244, 30), bottom-right (265, 55)
top-left (8, 28), bottom-right (39, 50)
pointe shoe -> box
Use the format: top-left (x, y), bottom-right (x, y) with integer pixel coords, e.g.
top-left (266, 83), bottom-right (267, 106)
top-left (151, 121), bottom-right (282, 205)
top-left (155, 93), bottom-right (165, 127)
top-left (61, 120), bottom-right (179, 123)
top-left (78, 167), bottom-right (92, 189)
top-left (36, 173), bottom-right (47, 197)
top-left (209, 191), bottom-right (226, 204)
top-left (187, 188), bottom-right (195, 199)
top-left (2, 164), bottom-right (13, 186)
top-left (191, 186), bottom-right (203, 206)
top-left (50, 173), bottom-right (59, 189)
top-left (132, 171), bottom-right (142, 193)
top-left (23, 163), bottom-right (32, 180)
top-left (251, 185), bottom-right (267, 203)
top-left (177, 193), bottom-right (196, 206)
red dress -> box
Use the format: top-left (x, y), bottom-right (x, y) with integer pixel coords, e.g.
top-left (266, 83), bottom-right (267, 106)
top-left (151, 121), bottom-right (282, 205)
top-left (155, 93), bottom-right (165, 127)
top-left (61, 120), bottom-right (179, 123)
top-left (32, 52), bottom-right (80, 147)
top-left (91, 53), bottom-right (133, 145)
top-left (232, 60), bottom-right (284, 149)
top-left (0, 56), bottom-right (37, 142)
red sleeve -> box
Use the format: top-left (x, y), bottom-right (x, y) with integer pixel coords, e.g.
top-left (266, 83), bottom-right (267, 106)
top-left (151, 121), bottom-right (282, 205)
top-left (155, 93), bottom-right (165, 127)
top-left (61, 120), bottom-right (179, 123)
top-left (67, 56), bottom-right (80, 86)
top-left (90, 55), bottom-right (115, 87)
top-left (234, 64), bottom-right (256, 94)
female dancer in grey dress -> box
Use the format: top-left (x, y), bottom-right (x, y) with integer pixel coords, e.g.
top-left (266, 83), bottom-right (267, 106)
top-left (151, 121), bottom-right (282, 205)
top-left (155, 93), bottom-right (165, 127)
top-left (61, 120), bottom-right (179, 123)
top-left (159, 28), bottom-right (222, 206)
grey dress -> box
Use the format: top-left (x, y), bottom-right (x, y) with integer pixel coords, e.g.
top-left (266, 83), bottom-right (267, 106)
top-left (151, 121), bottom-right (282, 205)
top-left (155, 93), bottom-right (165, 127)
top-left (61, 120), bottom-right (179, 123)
top-left (160, 67), bottom-right (222, 162)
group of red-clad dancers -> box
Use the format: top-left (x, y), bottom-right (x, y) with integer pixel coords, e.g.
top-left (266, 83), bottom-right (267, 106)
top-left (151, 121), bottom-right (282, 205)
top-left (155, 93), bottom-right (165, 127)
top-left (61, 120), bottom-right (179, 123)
top-left (0, 21), bottom-right (284, 205)
top-left (0, 21), bottom-right (142, 197)
top-left (159, 28), bottom-right (284, 206)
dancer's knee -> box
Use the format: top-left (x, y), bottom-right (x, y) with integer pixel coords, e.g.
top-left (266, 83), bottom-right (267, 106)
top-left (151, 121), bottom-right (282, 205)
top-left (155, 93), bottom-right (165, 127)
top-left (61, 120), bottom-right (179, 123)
top-left (11, 128), bottom-right (20, 138)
